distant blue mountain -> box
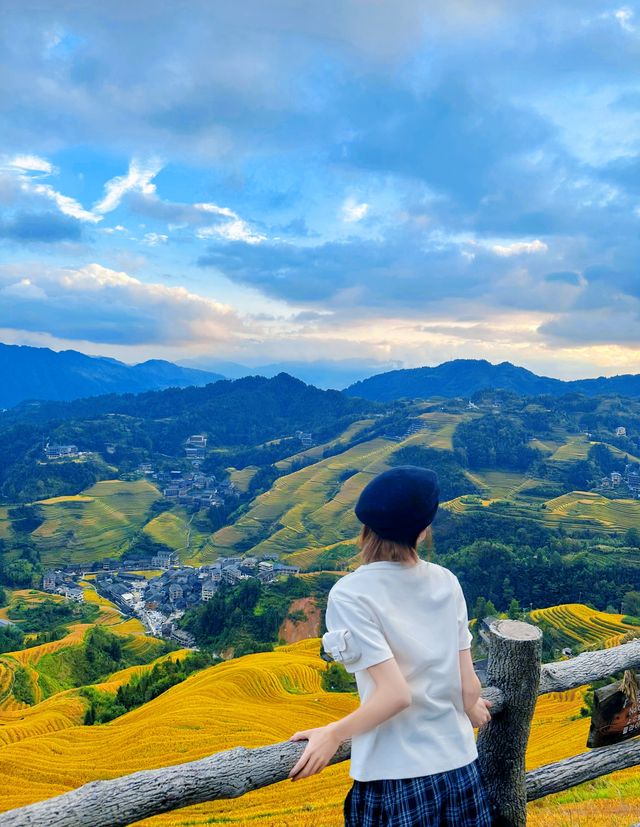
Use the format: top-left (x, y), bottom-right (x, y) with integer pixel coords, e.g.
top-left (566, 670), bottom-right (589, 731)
top-left (345, 359), bottom-right (640, 401)
top-left (0, 344), bottom-right (225, 409)
top-left (178, 357), bottom-right (397, 390)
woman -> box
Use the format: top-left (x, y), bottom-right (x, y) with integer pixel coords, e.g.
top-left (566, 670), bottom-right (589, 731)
top-left (288, 465), bottom-right (494, 826)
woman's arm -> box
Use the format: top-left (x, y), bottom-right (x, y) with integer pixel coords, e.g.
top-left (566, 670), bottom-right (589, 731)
top-left (329, 657), bottom-right (411, 740)
top-left (459, 648), bottom-right (492, 728)
top-left (288, 657), bottom-right (411, 781)
top-left (459, 647), bottom-right (482, 710)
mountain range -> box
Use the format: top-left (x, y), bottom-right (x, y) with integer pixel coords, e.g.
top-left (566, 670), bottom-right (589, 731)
top-left (0, 344), bottom-right (224, 409)
top-left (344, 359), bottom-right (640, 400)
top-left (2, 344), bottom-right (640, 410)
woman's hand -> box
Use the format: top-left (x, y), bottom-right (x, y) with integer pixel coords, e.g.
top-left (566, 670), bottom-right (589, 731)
top-left (466, 697), bottom-right (492, 729)
top-left (288, 723), bottom-right (342, 781)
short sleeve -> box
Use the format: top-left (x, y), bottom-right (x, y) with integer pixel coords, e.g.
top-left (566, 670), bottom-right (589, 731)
top-left (453, 576), bottom-right (473, 650)
top-left (322, 592), bottom-right (394, 674)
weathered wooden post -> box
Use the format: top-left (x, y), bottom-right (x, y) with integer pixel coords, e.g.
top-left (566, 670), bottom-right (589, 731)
top-left (476, 618), bottom-right (542, 827)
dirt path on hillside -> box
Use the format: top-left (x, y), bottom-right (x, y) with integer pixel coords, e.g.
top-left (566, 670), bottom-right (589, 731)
top-left (279, 597), bottom-right (321, 643)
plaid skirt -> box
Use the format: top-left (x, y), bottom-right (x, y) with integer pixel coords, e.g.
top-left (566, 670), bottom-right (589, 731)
top-left (344, 759), bottom-right (494, 827)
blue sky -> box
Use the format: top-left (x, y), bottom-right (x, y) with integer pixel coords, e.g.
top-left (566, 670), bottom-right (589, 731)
top-left (1, 0), bottom-right (639, 380)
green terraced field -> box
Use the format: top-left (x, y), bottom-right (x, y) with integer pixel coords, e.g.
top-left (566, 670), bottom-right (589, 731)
top-left (0, 508), bottom-right (13, 541)
top-left (443, 487), bottom-right (640, 535)
top-left (204, 413), bottom-right (470, 566)
top-left (416, 411), bottom-right (473, 450)
top-left (548, 435), bottom-right (593, 462)
top-left (143, 509), bottom-right (210, 565)
top-left (274, 418), bottom-right (376, 472)
top-left (33, 480), bottom-right (162, 566)
top-left (543, 491), bottom-right (640, 531)
top-left (143, 510), bottom-right (191, 551)
top-left (462, 469), bottom-right (535, 500)
top-left (528, 438), bottom-right (561, 455)
top-left (227, 466), bottom-right (259, 492)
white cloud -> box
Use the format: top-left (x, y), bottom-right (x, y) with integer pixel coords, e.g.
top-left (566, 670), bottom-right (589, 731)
top-left (2, 278), bottom-right (47, 299)
top-left (194, 202), bottom-right (237, 219)
top-left (2, 155), bottom-right (166, 225)
top-left (143, 232), bottom-right (168, 246)
top-left (1, 152), bottom-right (100, 223)
top-left (204, 219), bottom-right (266, 244)
top-left (93, 158), bottom-right (163, 215)
top-left (0, 262), bottom-right (244, 346)
top-left (342, 197), bottom-right (370, 223)
top-left (614, 7), bottom-right (635, 32)
top-left (492, 239), bottom-right (548, 257)
top-left (28, 182), bottom-right (101, 222)
top-left (5, 154), bottom-right (54, 175)
top-left (194, 203), bottom-right (266, 244)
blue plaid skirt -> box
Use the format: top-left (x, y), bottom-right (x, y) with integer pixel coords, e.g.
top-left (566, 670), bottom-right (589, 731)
top-left (344, 759), bottom-right (494, 826)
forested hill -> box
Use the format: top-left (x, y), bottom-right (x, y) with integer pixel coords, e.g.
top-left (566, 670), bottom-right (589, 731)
top-left (0, 373), bottom-right (378, 500)
top-left (0, 343), bottom-right (225, 409)
top-left (3, 373), bottom-right (372, 436)
top-left (345, 359), bottom-right (640, 401)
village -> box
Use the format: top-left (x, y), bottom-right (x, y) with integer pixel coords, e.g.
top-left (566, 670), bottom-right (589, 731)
top-left (598, 462), bottom-right (640, 497)
top-left (41, 554), bottom-right (301, 648)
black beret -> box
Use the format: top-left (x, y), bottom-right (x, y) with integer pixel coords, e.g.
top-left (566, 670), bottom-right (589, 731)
top-left (354, 465), bottom-right (439, 547)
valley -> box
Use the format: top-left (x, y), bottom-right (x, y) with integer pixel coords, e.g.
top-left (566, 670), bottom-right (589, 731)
top-left (0, 374), bottom-right (639, 825)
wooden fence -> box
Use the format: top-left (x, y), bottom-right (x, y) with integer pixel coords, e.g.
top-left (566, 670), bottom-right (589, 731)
top-left (1, 619), bottom-right (639, 827)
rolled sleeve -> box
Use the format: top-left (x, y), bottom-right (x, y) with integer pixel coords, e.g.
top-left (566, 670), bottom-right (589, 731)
top-left (453, 576), bottom-right (473, 650)
top-left (322, 592), bottom-right (394, 674)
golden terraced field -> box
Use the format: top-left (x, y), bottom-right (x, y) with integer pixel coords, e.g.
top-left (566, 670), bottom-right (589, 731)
top-left (0, 635), bottom-right (638, 826)
top-left (543, 491), bottom-right (640, 531)
top-left (529, 603), bottom-right (639, 649)
top-left (0, 587), bottom-right (168, 711)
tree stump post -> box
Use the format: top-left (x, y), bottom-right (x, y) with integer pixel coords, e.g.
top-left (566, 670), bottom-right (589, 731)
top-left (476, 619), bottom-right (542, 827)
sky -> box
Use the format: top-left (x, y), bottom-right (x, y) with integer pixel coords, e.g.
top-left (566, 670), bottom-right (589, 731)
top-left (1, 0), bottom-right (639, 381)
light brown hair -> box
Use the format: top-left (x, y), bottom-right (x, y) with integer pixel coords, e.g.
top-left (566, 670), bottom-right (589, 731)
top-left (359, 524), bottom-right (432, 565)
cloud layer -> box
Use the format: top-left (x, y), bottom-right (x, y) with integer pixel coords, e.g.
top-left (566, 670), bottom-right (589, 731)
top-left (0, 263), bottom-right (242, 346)
top-left (0, 1), bottom-right (639, 377)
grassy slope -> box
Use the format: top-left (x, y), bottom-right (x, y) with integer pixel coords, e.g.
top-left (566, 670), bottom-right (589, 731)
top-left (442, 426), bottom-right (640, 535)
top-left (32, 479), bottom-right (162, 566)
top-left (0, 506), bottom-right (13, 540)
top-left (27, 415), bottom-right (639, 572)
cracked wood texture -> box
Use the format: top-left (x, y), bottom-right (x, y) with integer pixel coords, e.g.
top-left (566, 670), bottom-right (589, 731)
top-left (476, 619), bottom-right (543, 827)
top-left (538, 637), bottom-right (640, 694)
top-left (525, 737), bottom-right (640, 801)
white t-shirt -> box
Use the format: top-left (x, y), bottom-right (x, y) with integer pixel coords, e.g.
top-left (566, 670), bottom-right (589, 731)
top-left (322, 559), bottom-right (478, 781)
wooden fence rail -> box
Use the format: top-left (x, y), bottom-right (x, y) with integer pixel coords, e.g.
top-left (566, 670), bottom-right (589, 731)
top-left (1, 621), bottom-right (639, 827)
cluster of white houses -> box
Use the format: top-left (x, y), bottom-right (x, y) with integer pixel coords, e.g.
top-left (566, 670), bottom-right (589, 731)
top-left (599, 463), bottom-right (640, 497)
top-left (43, 443), bottom-right (81, 460)
top-left (41, 569), bottom-right (84, 601)
top-left (136, 464), bottom-right (239, 509)
top-left (41, 554), bottom-right (301, 645)
top-left (185, 433), bottom-right (207, 461)
top-left (295, 430), bottom-right (313, 447)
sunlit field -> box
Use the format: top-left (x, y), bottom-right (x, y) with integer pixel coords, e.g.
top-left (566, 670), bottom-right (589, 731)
top-left (0, 624), bottom-right (638, 826)
top-left (207, 412), bottom-right (470, 567)
top-left (33, 480), bottom-right (161, 565)
top-left (530, 603), bottom-right (639, 649)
